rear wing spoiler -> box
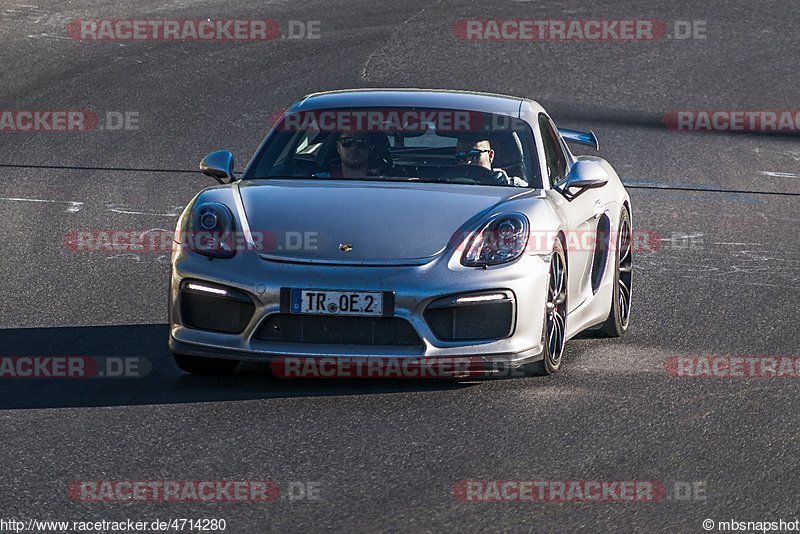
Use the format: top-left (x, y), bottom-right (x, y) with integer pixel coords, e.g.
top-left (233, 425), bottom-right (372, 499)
top-left (558, 128), bottom-right (599, 151)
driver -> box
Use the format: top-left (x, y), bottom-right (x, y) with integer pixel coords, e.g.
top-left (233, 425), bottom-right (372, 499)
top-left (455, 137), bottom-right (528, 187)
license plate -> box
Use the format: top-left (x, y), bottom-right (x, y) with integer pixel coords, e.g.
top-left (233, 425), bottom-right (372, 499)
top-left (291, 289), bottom-right (384, 317)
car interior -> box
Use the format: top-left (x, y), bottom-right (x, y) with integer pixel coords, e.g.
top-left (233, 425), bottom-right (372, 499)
top-left (257, 114), bottom-right (543, 188)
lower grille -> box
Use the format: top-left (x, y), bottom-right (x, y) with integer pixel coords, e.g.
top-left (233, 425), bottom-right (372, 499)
top-left (425, 300), bottom-right (514, 341)
top-left (254, 314), bottom-right (422, 346)
top-left (180, 281), bottom-right (255, 334)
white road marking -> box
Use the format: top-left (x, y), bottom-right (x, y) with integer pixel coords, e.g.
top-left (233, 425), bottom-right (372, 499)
top-left (27, 33), bottom-right (73, 40)
top-left (108, 207), bottom-right (182, 217)
top-left (0, 197), bottom-right (185, 216)
top-left (104, 253), bottom-right (171, 264)
top-left (0, 196), bottom-right (83, 212)
top-left (761, 171), bottom-right (799, 178)
top-left (105, 254), bottom-right (140, 261)
top-left (660, 233), bottom-right (704, 241)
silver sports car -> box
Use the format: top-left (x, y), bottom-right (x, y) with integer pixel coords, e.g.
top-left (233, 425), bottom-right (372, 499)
top-left (168, 89), bottom-right (632, 377)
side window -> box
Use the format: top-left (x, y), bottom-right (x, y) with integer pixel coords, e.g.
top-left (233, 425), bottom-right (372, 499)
top-left (538, 114), bottom-right (568, 185)
top-left (257, 130), bottom-right (328, 177)
top-left (292, 131), bottom-right (325, 160)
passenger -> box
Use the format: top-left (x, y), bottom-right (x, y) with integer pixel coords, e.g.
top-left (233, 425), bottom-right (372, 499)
top-left (318, 132), bottom-right (382, 178)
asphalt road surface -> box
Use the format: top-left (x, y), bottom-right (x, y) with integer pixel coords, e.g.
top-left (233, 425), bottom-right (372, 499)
top-left (1, 1), bottom-right (799, 532)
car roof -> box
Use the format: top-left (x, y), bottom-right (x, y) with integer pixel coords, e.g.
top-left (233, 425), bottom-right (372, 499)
top-left (292, 88), bottom-right (527, 116)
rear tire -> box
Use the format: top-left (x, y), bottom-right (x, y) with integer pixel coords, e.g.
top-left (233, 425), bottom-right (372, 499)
top-left (173, 353), bottom-right (239, 375)
top-left (525, 239), bottom-right (568, 376)
top-left (597, 208), bottom-right (632, 337)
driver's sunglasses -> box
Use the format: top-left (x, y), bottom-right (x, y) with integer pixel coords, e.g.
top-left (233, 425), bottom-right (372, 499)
top-left (338, 137), bottom-right (373, 149)
top-left (455, 148), bottom-right (490, 161)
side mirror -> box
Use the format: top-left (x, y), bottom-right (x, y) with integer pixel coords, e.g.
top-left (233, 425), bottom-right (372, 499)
top-left (563, 160), bottom-right (609, 190)
top-left (200, 150), bottom-right (235, 184)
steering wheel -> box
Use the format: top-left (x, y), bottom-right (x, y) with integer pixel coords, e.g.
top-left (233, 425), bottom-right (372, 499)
top-left (378, 163), bottom-right (414, 177)
top-left (437, 164), bottom-right (499, 185)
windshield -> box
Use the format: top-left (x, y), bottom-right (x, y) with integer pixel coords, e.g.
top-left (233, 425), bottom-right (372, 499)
top-left (245, 107), bottom-right (541, 188)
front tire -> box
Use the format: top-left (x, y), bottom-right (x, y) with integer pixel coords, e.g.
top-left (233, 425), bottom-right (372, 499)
top-left (597, 208), bottom-right (632, 337)
top-left (526, 239), bottom-right (568, 376)
top-left (173, 353), bottom-right (239, 375)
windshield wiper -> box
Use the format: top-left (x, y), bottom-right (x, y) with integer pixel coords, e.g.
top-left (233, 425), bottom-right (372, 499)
top-left (250, 175), bottom-right (320, 180)
top-left (251, 174), bottom-right (434, 183)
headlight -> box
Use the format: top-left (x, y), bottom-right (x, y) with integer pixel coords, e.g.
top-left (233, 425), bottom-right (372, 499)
top-left (188, 202), bottom-right (236, 258)
top-left (461, 213), bottom-right (529, 267)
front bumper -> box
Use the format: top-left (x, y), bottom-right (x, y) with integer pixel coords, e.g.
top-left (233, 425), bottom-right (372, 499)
top-left (169, 245), bottom-right (550, 368)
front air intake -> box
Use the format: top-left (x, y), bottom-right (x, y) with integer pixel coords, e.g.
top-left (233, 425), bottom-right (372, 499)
top-left (179, 280), bottom-right (255, 334)
top-left (425, 292), bottom-right (515, 341)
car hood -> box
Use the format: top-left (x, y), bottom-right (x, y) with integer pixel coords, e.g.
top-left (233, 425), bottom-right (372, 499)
top-left (236, 179), bottom-right (524, 264)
